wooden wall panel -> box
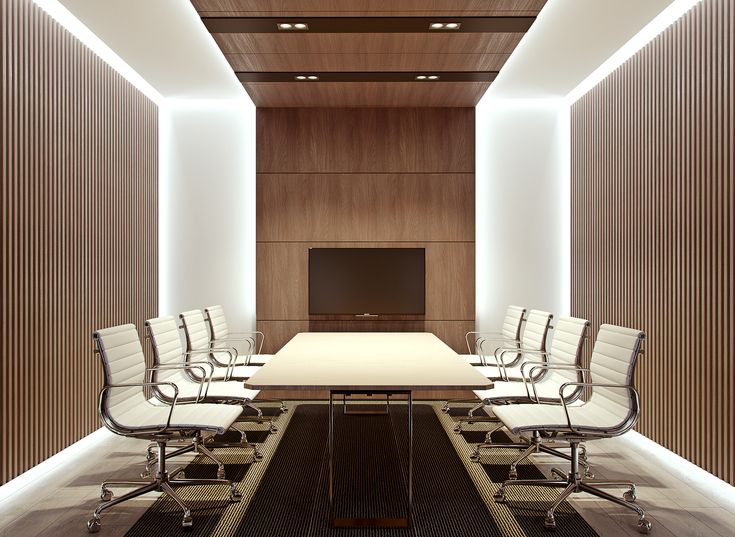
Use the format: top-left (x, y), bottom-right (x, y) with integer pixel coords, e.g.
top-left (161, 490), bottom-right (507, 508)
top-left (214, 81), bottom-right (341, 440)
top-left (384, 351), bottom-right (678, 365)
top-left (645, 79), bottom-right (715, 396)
top-left (257, 242), bottom-right (474, 320)
top-left (0, 0), bottom-right (158, 484)
top-left (257, 174), bottom-right (474, 241)
top-left (256, 108), bottom-right (474, 173)
top-left (257, 108), bottom-right (474, 355)
top-left (571, 0), bottom-right (733, 485)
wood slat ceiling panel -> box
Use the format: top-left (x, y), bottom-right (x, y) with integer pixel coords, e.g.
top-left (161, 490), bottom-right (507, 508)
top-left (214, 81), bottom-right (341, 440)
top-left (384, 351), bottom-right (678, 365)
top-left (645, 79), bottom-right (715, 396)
top-left (226, 52), bottom-right (510, 72)
top-left (193, 0), bottom-right (546, 17)
top-left (213, 32), bottom-right (525, 54)
top-left (244, 82), bottom-right (491, 107)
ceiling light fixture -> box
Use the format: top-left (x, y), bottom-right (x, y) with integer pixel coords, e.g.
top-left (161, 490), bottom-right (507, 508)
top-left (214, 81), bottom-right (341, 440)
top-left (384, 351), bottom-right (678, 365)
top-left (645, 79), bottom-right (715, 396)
top-left (277, 22), bottom-right (308, 30)
top-left (295, 75), bottom-right (319, 81)
top-left (416, 75), bottom-right (440, 81)
top-left (429, 22), bottom-right (461, 30)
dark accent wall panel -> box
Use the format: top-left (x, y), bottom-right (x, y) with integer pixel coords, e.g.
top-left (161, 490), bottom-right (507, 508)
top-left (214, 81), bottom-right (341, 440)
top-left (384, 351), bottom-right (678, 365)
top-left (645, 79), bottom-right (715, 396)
top-left (571, 0), bottom-right (733, 485)
top-left (256, 108), bottom-right (474, 354)
top-left (1, 0), bottom-right (158, 484)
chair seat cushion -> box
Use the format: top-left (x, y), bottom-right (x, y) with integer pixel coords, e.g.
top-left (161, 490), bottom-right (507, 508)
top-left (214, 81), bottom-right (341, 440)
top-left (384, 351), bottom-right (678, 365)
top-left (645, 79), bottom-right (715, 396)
top-left (160, 377), bottom-right (259, 402)
top-left (114, 401), bottom-right (242, 435)
top-left (492, 400), bottom-right (628, 435)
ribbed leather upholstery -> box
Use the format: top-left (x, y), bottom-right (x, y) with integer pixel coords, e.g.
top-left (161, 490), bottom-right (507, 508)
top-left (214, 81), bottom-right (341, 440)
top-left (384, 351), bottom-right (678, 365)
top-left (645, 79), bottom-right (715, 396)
top-left (204, 304), bottom-right (272, 365)
top-left (493, 323), bottom-right (645, 434)
top-left (94, 324), bottom-right (241, 435)
top-left (146, 316), bottom-right (260, 402)
top-left (478, 309), bottom-right (552, 378)
top-left (473, 316), bottom-right (589, 402)
top-left (502, 305), bottom-right (526, 341)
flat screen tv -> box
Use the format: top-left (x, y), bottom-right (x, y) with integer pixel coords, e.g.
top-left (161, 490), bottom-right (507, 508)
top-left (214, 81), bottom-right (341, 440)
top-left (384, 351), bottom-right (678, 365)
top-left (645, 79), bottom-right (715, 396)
top-left (309, 248), bottom-right (425, 315)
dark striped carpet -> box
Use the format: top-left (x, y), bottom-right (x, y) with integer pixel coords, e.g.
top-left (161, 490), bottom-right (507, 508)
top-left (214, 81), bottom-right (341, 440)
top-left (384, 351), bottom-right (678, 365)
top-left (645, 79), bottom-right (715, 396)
top-left (124, 404), bottom-right (600, 536)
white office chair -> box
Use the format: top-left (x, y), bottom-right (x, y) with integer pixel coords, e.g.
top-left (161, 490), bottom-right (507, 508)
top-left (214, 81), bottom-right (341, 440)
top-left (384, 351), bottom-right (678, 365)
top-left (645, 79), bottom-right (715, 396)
top-left (87, 324), bottom-right (243, 533)
top-left (146, 315), bottom-right (277, 463)
top-left (491, 324), bottom-right (651, 534)
top-left (179, 309), bottom-right (261, 381)
top-left (205, 304), bottom-right (273, 366)
top-left (475, 309), bottom-right (553, 381)
top-left (460, 304), bottom-right (526, 365)
top-left (466, 316), bottom-right (591, 477)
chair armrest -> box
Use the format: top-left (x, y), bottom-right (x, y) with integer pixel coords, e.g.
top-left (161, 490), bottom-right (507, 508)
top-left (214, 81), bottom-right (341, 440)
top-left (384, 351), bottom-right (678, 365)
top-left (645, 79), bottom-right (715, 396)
top-left (225, 331), bottom-right (265, 355)
top-left (559, 382), bottom-right (640, 435)
top-left (147, 362), bottom-right (214, 402)
top-left (99, 382), bottom-right (179, 435)
top-left (186, 347), bottom-right (237, 380)
top-left (464, 331), bottom-right (514, 354)
top-left (524, 364), bottom-right (590, 403)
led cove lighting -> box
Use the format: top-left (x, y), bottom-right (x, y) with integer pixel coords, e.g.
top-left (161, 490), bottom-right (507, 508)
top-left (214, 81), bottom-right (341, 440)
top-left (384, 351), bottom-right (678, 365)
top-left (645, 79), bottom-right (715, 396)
top-left (277, 22), bottom-right (308, 30)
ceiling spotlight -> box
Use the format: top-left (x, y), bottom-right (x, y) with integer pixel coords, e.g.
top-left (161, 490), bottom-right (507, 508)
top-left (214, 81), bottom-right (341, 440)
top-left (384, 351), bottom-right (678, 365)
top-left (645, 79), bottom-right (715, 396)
top-left (278, 23), bottom-right (293, 30)
top-left (278, 22), bottom-right (308, 30)
top-left (416, 75), bottom-right (427, 80)
top-left (429, 22), bottom-right (461, 30)
top-left (295, 75), bottom-right (307, 80)
top-left (307, 75), bottom-right (319, 80)
top-left (293, 23), bottom-right (308, 29)
top-left (428, 75), bottom-right (439, 80)
top-left (430, 23), bottom-right (444, 29)
top-left (445, 22), bottom-right (460, 29)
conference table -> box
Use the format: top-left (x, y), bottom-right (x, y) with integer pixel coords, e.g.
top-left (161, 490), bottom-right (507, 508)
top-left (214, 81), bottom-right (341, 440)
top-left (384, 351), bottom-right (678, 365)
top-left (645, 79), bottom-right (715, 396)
top-left (244, 332), bottom-right (492, 528)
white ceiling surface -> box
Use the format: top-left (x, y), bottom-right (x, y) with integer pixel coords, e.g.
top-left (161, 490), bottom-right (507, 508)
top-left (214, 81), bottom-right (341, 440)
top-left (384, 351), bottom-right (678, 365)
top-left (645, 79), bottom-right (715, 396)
top-left (58, 0), bottom-right (245, 99)
top-left (488, 0), bottom-right (677, 99)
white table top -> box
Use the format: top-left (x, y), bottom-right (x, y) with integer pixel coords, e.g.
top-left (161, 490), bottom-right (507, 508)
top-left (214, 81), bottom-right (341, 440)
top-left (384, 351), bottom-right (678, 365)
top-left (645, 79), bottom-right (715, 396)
top-left (244, 332), bottom-right (493, 391)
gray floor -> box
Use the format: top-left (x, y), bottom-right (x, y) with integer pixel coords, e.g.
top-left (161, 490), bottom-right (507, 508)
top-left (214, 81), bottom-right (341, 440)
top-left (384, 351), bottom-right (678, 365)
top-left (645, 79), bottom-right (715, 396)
top-left (0, 403), bottom-right (733, 537)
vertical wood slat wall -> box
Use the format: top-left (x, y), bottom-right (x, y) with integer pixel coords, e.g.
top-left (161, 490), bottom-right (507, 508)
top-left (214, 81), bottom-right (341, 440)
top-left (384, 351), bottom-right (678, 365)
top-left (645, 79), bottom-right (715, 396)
top-left (1, 0), bottom-right (158, 484)
top-left (571, 0), bottom-right (733, 485)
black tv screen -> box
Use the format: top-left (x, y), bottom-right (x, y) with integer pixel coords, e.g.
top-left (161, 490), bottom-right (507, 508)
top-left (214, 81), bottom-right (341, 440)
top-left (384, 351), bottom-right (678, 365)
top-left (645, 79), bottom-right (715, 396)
top-left (309, 248), bottom-right (425, 315)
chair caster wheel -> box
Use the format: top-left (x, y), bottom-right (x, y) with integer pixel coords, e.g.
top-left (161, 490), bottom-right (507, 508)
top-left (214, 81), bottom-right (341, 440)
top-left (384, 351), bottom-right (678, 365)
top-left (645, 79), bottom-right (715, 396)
top-left (253, 450), bottom-right (264, 461)
top-left (280, 404), bottom-right (288, 413)
top-left (269, 424), bottom-right (278, 434)
top-left (441, 404), bottom-right (450, 413)
top-left (178, 471), bottom-right (185, 479)
top-left (584, 471), bottom-right (595, 479)
top-left (623, 490), bottom-right (636, 502)
top-left (469, 450), bottom-right (481, 462)
top-left (544, 514), bottom-right (556, 531)
top-left (493, 491), bottom-right (506, 503)
top-left (100, 487), bottom-right (112, 502)
top-left (140, 470), bottom-right (151, 479)
top-left (182, 511), bottom-right (193, 529)
top-left (87, 517), bottom-right (101, 533)
top-left (217, 468), bottom-right (226, 480)
top-left (637, 517), bottom-right (652, 534)
top-left (508, 468), bottom-right (518, 480)
top-left (230, 487), bottom-right (242, 502)
top-left (453, 424), bottom-right (462, 434)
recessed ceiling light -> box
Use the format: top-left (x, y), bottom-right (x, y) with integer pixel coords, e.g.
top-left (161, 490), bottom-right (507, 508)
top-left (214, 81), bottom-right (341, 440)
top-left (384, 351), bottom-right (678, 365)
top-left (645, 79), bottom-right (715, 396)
top-left (277, 22), bottom-right (309, 30)
top-left (416, 75), bottom-right (427, 80)
top-left (429, 22), bottom-right (461, 30)
top-left (307, 75), bottom-right (319, 80)
top-left (295, 75), bottom-right (307, 80)
top-left (428, 75), bottom-right (439, 80)
top-left (278, 23), bottom-right (293, 30)
top-left (293, 23), bottom-right (308, 29)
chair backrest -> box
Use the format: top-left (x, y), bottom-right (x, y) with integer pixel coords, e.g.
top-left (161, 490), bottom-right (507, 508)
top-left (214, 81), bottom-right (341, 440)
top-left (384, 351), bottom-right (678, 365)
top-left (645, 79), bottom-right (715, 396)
top-left (145, 315), bottom-right (193, 399)
top-left (93, 324), bottom-right (149, 431)
top-left (544, 316), bottom-right (591, 385)
top-left (179, 309), bottom-right (212, 352)
top-left (519, 309), bottom-right (553, 352)
top-left (204, 304), bottom-right (229, 341)
top-left (588, 323), bottom-right (645, 428)
top-left (502, 305), bottom-right (526, 341)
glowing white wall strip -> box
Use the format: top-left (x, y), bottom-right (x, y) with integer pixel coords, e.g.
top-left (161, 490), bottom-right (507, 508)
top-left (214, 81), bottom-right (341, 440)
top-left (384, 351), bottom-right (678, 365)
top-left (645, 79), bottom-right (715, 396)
top-left (566, 0), bottom-right (703, 104)
top-left (0, 428), bottom-right (111, 503)
top-left (32, 0), bottom-right (163, 104)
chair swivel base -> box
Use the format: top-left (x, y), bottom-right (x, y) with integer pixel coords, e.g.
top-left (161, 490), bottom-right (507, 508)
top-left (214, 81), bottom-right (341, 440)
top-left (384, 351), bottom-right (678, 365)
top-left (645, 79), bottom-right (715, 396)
top-left (88, 439), bottom-right (241, 533)
top-left (492, 442), bottom-right (651, 534)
